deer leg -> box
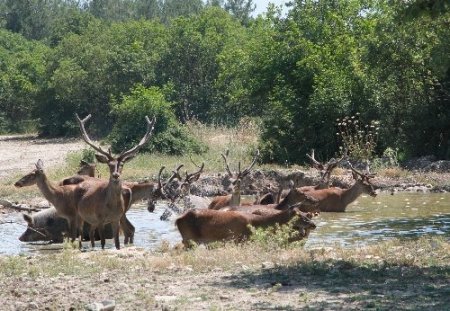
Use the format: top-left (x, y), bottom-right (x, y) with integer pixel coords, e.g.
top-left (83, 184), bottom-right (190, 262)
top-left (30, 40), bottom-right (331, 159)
top-left (89, 225), bottom-right (97, 248)
top-left (121, 215), bottom-right (135, 245)
top-left (77, 218), bottom-right (84, 249)
top-left (98, 224), bottom-right (106, 249)
top-left (111, 222), bottom-right (120, 250)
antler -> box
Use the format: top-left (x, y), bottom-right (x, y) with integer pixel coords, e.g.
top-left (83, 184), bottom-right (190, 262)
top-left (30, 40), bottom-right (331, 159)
top-left (348, 161), bottom-right (376, 180)
top-left (118, 116), bottom-right (156, 161)
top-left (167, 164), bottom-right (184, 184)
top-left (184, 162), bottom-right (204, 183)
top-left (306, 149), bottom-right (325, 171)
top-left (307, 149), bottom-right (347, 185)
top-left (75, 114), bottom-right (112, 159)
top-left (221, 149), bottom-right (233, 177)
top-left (236, 149), bottom-right (260, 180)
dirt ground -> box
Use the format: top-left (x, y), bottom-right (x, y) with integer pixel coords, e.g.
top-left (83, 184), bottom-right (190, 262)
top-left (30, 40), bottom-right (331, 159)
top-left (0, 134), bottom-right (85, 179)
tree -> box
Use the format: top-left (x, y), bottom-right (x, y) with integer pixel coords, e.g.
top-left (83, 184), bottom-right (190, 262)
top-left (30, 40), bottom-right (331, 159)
top-left (109, 84), bottom-right (205, 154)
top-left (0, 29), bottom-right (48, 133)
top-left (224, 0), bottom-right (255, 25)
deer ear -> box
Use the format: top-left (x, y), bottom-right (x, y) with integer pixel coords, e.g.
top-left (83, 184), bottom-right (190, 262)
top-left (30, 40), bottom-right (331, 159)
top-left (80, 160), bottom-right (89, 166)
top-left (95, 154), bottom-right (109, 163)
top-left (36, 159), bottom-right (44, 170)
top-left (23, 214), bottom-right (33, 225)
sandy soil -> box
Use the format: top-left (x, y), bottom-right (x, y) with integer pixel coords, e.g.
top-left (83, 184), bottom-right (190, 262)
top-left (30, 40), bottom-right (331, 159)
top-left (0, 134), bottom-right (85, 179)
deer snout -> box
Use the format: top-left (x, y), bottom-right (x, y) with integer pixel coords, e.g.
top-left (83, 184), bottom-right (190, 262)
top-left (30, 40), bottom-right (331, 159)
top-left (112, 172), bottom-right (120, 179)
top-left (14, 181), bottom-right (23, 188)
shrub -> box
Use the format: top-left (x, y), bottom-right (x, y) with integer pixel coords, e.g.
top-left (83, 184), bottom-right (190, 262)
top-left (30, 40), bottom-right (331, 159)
top-left (109, 84), bottom-right (206, 155)
top-left (249, 216), bottom-right (308, 249)
top-left (336, 114), bottom-right (380, 162)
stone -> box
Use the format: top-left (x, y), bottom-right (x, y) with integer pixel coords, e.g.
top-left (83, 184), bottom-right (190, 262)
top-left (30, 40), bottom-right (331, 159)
top-left (85, 300), bottom-right (115, 311)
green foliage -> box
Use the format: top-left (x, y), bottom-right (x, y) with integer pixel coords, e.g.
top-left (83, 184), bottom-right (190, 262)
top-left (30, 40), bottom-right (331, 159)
top-left (109, 84), bottom-right (206, 155)
top-left (0, 28), bottom-right (48, 132)
top-left (249, 217), bottom-right (308, 249)
top-left (81, 148), bottom-right (96, 163)
top-left (0, 0), bottom-right (448, 162)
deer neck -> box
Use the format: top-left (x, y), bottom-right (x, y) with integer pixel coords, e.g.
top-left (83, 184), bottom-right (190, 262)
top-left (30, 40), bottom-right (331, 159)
top-left (275, 190), bottom-right (296, 210)
top-left (250, 208), bottom-right (293, 228)
top-left (340, 181), bottom-right (364, 207)
top-left (106, 179), bottom-right (123, 203)
top-left (230, 188), bottom-right (241, 206)
top-left (35, 174), bottom-right (61, 204)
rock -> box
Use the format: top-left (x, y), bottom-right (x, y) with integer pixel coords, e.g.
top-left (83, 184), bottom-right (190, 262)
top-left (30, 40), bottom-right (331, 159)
top-left (85, 300), bottom-right (115, 311)
top-left (0, 199), bottom-right (12, 208)
top-left (27, 302), bottom-right (39, 309)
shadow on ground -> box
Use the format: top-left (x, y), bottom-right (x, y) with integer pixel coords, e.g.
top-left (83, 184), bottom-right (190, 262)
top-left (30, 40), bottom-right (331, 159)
top-left (213, 258), bottom-right (450, 310)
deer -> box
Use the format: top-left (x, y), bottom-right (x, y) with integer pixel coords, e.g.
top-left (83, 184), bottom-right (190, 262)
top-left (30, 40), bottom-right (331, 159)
top-left (208, 149), bottom-right (259, 210)
top-left (169, 162), bottom-right (211, 210)
top-left (255, 150), bottom-right (347, 205)
top-left (58, 160), bottom-right (98, 186)
top-left (15, 159), bottom-right (83, 244)
top-left (74, 113), bottom-right (156, 249)
top-left (175, 195), bottom-right (318, 247)
top-left (301, 162), bottom-right (377, 212)
top-left (61, 160), bottom-right (168, 244)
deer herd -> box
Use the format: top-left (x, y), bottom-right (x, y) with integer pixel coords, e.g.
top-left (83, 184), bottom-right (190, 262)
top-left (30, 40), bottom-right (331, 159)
top-left (14, 114), bottom-right (378, 250)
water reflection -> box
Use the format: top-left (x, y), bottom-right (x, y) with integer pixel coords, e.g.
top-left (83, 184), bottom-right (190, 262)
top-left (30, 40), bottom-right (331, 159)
top-left (305, 192), bottom-right (450, 248)
top-left (1, 193), bottom-right (449, 255)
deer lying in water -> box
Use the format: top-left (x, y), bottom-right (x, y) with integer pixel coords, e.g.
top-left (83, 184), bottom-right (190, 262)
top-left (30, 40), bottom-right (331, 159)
top-left (176, 194), bottom-right (318, 247)
top-left (19, 207), bottom-right (113, 243)
top-left (74, 113), bottom-right (156, 249)
top-left (208, 149), bottom-right (259, 210)
top-left (255, 150), bottom-right (347, 205)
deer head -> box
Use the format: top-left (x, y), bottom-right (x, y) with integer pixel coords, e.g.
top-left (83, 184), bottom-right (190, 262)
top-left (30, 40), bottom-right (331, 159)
top-left (348, 162), bottom-right (377, 197)
top-left (75, 113), bottom-right (156, 182)
top-left (77, 160), bottom-right (97, 177)
top-left (221, 149), bottom-right (259, 191)
top-left (14, 159), bottom-right (45, 187)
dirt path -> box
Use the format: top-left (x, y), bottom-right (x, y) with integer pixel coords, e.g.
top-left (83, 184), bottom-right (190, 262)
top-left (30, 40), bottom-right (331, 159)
top-left (0, 135), bottom-right (85, 179)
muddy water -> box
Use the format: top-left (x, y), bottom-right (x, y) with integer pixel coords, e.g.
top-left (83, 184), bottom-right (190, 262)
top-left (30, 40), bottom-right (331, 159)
top-left (1, 193), bottom-right (449, 255)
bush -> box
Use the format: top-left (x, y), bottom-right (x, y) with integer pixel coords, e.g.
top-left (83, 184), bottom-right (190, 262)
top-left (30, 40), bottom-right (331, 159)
top-left (109, 84), bottom-right (206, 155)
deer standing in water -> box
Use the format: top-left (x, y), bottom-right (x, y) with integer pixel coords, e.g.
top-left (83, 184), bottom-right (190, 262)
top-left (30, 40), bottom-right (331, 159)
top-left (62, 160), bottom-right (168, 244)
top-left (74, 113), bottom-right (155, 249)
top-left (301, 162), bottom-right (377, 212)
top-left (208, 150), bottom-right (259, 210)
top-left (15, 159), bottom-right (83, 244)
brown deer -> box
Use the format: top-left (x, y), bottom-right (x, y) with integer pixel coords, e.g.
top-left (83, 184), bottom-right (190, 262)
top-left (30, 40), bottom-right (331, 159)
top-left (15, 159), bottom-right (82, 244)
top-left (175, 196), bottom-right (318, 247)
top-left (222, 182), bottom-right (321, 215)
top-left (59, 160), bottom-right (97, 186)
top-left (61, 162), bottom-right (167, 244)
top-left (74, 113), bottom-right (155, 249)
top-left (255, 150), bottom-right (347, 205)
top-left (208, 149), bottom-right (259, 210)
top-left (301, 162), bottom-right (377, 212)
